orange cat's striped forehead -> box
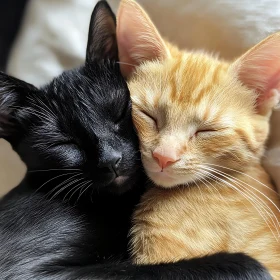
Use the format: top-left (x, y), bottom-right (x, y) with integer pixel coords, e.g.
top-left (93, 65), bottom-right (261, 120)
top-left (130, 51), bottom-right (255, 127)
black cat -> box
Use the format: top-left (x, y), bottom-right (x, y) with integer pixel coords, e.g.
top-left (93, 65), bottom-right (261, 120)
top-left (0, 1), bottom-right (271, 279)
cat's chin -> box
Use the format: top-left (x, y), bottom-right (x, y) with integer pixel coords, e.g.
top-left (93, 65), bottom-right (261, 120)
top-left (114, 175), bottom-right (129, 185)
top-left (147, 171), bottom-right (196, 188)
top-left (104, 175), bottom-right (137, 194)
top-left (147, 171), bottom-right (178, 188)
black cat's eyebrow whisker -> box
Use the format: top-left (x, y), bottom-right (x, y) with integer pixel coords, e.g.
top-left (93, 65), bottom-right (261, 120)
top-left (10, 106), bottom-right (52, 123)
top-left (28, 96), bottom-right (56, 117)
top-left (27, 96), bottom-right (57, 120)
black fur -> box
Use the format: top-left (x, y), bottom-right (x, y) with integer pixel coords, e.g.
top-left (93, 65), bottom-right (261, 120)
top-left (0, 1), bottom-right (272, 279)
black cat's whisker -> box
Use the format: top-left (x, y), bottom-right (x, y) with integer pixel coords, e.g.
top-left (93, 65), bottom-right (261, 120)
top-left (77, 180), bottom-right (91, 196)
top-left (47, 175), bottom-right (84, 200)
top-left (48, 173), bottom-right (83, 193)
top-left (76, 181), bottom-right (92, 203)
top-left (44, 174), bottom-right (82, 197)
top-left (28, 168), bottom-right (82, 173)
top-left (62, 180), bottom-right (85, 202)
top-left (199, 165), bottom-right (280, 240)
top-left (35, 172), bottom-right (79, 194)
top-left (70, 183), bottom-right (89, 204)
top-left (67, 180), bottom-right (89, 202)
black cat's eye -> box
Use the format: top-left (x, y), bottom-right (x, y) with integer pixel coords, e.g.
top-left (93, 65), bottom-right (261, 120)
top-left (50, 140), bottom-right (79, 149)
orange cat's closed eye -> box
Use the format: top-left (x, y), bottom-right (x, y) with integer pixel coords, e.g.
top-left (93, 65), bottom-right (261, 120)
top-left (194, 129), bottom-right (217, 136)
top-left (139, 110), bottom-right (158, 127)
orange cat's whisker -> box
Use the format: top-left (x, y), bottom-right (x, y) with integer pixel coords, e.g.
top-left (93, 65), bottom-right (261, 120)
top-left (206, 163), bottom-right (280, 198)
top-left (203, 165), bottom-right (280, 215)
top-left (197, 170), bottom-right (231, 207)
top-left (193, 176), bottom-right (206, 204)
top-left (202, 165), bottom-right (280, 221)
top-left (200, 166), bottom-right (280, 239)
top-left (201, 168), bottom-right (280, 241)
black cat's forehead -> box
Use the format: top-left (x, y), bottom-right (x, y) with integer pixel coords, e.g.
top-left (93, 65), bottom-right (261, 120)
top-left (35, 62), bottom-right (129, 121)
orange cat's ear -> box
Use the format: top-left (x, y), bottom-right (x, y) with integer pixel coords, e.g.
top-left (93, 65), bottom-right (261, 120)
top-left (117, 0), bottom-right (170, 77)
top-left (232, 33), bottom-right (280, 115)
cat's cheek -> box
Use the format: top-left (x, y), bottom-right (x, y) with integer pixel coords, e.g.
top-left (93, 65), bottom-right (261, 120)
top-left (132, 113), bottom-right (157, 139)
top-left (142, 158), bottom-right (161, 173)
top-left (53, 146), bottom-right (85, 168)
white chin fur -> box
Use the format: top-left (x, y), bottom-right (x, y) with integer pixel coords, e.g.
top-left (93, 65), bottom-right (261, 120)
top-left (147, 170), bottom-right (195, 188)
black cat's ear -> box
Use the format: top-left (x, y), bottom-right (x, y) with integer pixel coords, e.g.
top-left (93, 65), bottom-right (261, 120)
top-left (0, 72), bottom-right (37, 138)
top-left (86, 0), bottom-right (118, 63)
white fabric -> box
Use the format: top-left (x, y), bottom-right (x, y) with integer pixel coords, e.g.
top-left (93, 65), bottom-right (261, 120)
top-left (1, 0), bottom-right (280, 195)
top-left (8, 0), bottom-right (280, 86)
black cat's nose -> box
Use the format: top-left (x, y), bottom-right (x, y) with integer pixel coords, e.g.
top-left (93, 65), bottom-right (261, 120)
top-left (98, 151), bottom-right (122, 173)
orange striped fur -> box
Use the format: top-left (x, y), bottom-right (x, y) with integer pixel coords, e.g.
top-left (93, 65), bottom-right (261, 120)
top-left (117, 0), bottom-right (280, 278)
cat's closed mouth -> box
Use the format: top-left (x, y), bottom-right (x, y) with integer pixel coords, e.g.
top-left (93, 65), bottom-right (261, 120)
top-left (113, 175), bottom-right (130, 185)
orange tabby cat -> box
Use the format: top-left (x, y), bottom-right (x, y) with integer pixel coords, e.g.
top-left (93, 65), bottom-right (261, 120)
top-left (116, 0), bottom-right (280, 278)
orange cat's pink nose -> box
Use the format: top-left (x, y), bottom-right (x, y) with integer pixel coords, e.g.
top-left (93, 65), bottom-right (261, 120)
top-left (152, 147), bottom-right (179, 169)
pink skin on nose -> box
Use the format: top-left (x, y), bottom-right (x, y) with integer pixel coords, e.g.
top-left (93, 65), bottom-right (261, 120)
top-left (152, 146), bottom-right (179, 170)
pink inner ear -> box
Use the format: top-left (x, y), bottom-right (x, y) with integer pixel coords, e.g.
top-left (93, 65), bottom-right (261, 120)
top-left (235, 33), bottom-right (280, 114)
top-left (117, 0), bottom-right (169, 78)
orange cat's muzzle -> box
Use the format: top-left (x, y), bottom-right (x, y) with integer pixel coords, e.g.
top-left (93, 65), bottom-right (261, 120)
top-left (152, 147), bottom-right (180, 170)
